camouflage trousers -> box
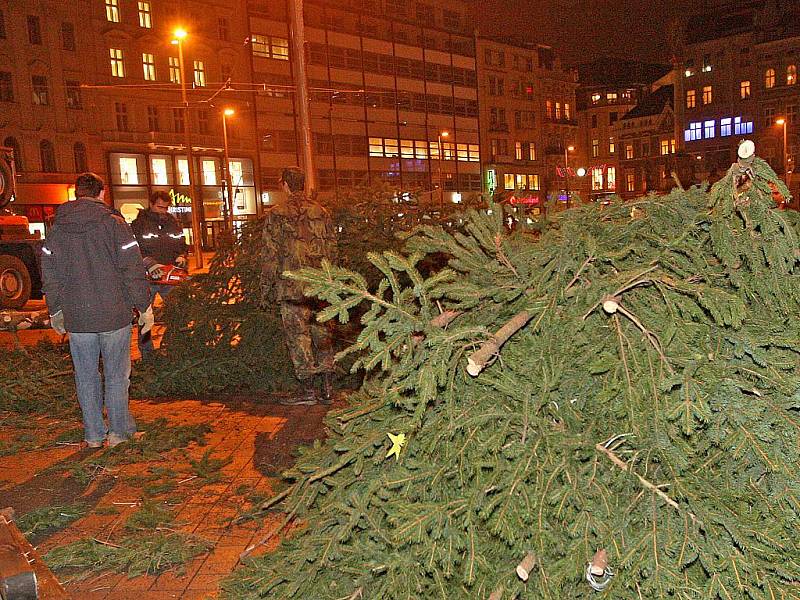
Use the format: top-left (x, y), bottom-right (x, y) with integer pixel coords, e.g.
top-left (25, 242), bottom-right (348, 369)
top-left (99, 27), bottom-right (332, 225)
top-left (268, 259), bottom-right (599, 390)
top-left (280, 301), bottom-right (335, 381)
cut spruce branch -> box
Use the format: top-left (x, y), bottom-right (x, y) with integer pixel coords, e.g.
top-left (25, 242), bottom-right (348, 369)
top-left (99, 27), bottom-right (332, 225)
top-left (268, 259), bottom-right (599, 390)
top-left (595, 442), bottom-right (698, 525)
top-left (466, 310), bottom-right (534, 376)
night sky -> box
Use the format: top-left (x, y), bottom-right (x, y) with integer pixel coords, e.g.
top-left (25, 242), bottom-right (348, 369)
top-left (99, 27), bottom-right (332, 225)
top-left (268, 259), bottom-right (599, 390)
top-left (479, 0), bottom-right (696, 67)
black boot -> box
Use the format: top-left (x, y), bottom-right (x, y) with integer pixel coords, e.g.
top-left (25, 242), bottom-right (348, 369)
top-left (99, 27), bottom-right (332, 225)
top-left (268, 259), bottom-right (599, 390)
top-left (315, 373), bottom-right (334, 405)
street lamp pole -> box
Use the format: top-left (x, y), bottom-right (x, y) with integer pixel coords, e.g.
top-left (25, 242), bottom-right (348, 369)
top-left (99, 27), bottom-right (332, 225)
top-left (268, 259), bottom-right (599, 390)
top-left (173, 29), bottom-right (203, 269)
top-left (776, 118), bottom-right (788, 186)
top-left (221, 108), bottom-right (235, 231)
top-left (437, 130), bottom-right (449, 212)
top-left (564, 144), bottom-right (574, 208)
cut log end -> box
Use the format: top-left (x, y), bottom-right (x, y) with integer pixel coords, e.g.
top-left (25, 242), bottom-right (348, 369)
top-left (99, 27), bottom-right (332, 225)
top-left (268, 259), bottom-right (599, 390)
top-left (466, 359), bottom-right (483, 377)
top-left (516, 552), bottom-right (536, 581)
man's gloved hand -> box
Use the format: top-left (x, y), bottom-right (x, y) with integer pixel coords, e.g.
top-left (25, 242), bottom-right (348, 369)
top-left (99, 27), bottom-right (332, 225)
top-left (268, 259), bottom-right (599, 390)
top-left (174, 255), bottom-right (188, 270)
top-left (138, 305), bottom-right (154, 335)
top-left (49, 310), bottom-right (66, 335)
top-left (146, 263), bottom-right (166, 280)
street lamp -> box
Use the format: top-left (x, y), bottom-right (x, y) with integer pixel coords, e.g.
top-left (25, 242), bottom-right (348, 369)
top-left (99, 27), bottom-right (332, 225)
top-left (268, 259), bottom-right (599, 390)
top-left (221, 108), bottom-right (235, 230)
top-left (171, 27), bottom-right (203, 269)
top-left (564, 145), bottom-right (575, 208)
top-left (437, 131), bottom-right (449, 210)
top-left (776, 117), bottom-right (788, 186)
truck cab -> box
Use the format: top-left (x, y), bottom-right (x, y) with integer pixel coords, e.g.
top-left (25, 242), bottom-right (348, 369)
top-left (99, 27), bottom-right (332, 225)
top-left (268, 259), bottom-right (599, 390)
top-left (0, 147), bottom-right (44, 309)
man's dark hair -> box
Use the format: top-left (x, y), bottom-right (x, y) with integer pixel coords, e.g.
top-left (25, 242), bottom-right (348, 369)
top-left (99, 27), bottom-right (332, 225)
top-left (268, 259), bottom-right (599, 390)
top-left (280, 166), bottom-right (305, 193)
top-left (74, 172), bottom-right (104, 198)
top-left (150, 190), bottom-right (171, 205)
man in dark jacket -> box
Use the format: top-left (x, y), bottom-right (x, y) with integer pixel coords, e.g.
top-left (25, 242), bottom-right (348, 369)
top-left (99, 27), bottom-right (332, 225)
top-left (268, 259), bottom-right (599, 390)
top-left (41, 173), bottom-right (152, 448)
top-left (260, 166), bottom-right (338, 405)
top-left (130, 190), bottom-right (188, 355)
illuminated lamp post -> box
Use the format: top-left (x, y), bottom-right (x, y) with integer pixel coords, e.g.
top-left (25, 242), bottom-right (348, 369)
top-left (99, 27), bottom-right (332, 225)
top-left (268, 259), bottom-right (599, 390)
top-left (776, 117), bottom-right (788, 186)
top-left (564, 144), bottom-right (575, 208)
top-left (437, 130), bottom-right (449, 211)
top-left (221, 108), bottom-right (235, 230)
top-left (172, 27), bottom-right (203, 269)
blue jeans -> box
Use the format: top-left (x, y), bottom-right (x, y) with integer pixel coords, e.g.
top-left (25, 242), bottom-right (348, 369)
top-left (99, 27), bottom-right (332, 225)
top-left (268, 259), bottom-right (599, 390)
top-left (138, 284), bottom-right (173, 355)
top-left (68, 325), bottom-right (136, 444)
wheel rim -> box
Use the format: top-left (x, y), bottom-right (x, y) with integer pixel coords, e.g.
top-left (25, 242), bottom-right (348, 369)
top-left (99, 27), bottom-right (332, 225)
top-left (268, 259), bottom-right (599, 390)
top-left (0, 268), bottom-right (23, 300)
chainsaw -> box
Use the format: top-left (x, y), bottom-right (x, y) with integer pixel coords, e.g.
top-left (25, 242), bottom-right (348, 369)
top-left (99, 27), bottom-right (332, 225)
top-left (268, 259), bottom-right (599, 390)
top-left (148, 264), bottom-right (190, 285)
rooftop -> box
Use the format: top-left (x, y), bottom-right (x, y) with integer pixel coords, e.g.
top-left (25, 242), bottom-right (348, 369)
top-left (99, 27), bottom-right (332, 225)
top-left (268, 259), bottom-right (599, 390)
top-left (576, 58), bottom-right (672, 88)
top-left (621, 85), bottom-right (674, 121)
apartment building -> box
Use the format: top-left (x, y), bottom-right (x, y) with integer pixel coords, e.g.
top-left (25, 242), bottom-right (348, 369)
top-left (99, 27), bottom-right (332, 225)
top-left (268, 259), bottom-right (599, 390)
top-left (676, 0), bottom-right (800, 207)
top-left (248, 0), bottom-right (480, 204)
top-left (476, 36), bottom-right (577, 213)
top-left (576, 59), bottom-right (673, 202)
top-left (1, 0), bottom-right (260, 240)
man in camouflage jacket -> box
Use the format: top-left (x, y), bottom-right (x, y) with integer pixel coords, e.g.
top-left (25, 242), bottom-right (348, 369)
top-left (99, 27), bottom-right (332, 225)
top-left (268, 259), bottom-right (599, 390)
top-left (260, 167), bottom-right (337, 405)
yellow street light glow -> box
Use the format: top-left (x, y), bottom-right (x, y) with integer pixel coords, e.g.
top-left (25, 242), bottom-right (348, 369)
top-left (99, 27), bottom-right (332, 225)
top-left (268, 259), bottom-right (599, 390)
top-left (173, 27), bottom-right (188, 40)
top-left (567, 145), bottom-right (575, 152)
top-left (776, 118), bottom-right (786, 125)
top-left (224, 108), bottom-right (235, 116)
top-left (440, 131), bottom-right (450, 137)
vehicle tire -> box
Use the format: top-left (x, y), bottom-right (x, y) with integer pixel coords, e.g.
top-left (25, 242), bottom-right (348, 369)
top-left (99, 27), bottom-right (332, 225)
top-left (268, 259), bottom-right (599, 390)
top-left (0, 254), bottom-right (32, 309)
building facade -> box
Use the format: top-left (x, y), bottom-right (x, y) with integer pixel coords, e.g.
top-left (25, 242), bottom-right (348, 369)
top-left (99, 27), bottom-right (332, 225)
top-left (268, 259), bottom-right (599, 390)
top-left (576, 59), bottom-right (673, 202)
top-left (676, 0), bottom-right (800, 207)
top-left (476, 36), bottom-right (577, 214)
top-left (249, 0), bottom-right (480, 206)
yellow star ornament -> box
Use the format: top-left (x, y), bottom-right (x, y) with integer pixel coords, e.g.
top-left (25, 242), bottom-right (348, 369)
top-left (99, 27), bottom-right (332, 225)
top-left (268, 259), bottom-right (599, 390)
top-left (386, 432), bottom-right (406, 461)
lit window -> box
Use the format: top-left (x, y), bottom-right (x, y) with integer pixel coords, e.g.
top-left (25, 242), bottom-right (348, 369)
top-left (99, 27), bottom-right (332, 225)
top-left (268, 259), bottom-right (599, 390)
top-left (151, 158), bottom-right (168, 184)
top-left (137, 1), bottom-right (151, 28)
top-left (564, 103), bottom-right (570, 120)
top-left (142, 53), bottom-right (155, 81)
top-left (702, 85), bottom-right (712, 105)
top-left (201, 160), bottom-right (217, 185)
top-left (555, 102), bottom-right (561, 119)
top-left (734, 117), bottom-right (753, 135)
top-left (527, 174), bottom-right (539, 190)
top-left (704, 120), bottom-right (715, 138)
top-left (684, 122), bottom-right (702, 141)
top-left (468, 144), bottom-right (480, 162)
top-left (766, 68), bottom-right (775, 89)
top-left (591, 167), bottom-right (603, 190)
top-left (660, 139), bottom-right (669, 156)
top-left (414, 140), bottom-right (428, 159)
top-left (788, 65), bottom-right (797, 86)
top-left (400, 140), bottom-right (414, 158)
top-left (606, 167), bottom-right (616, 191)
top-left (701, 54), bottom-right (712, 72)
top-left (686, 90), bottom-right (696, 108)
top-left (625, 144), bottom-right (633, 159)
top-left (609, 137), bottom-right (615, 154)
top-left (193, 60), bottom-right (205, 87)
top-left (740, 80), bottom-right (751, 98)
top-left (369, 137), bottom-right (383, 157)
top-left (440, 142), bottom-right (453, 160)
top-left (251, 34), bottom-right (289, 60)
top-left (110, 48), bottom-right (124, 77)
top-left (545, 100), bottom-right (553, 118)
top-left (515, 174), bottom-right (525, 189)
top-left (504, 173), bottom-right (514, 190)
top-left (720, 117), bottom-right (732, 136)
top-left (591, 93), bottom-right (600, 104)
top-left (105, 0), bottom-right (120, 22)
top-left (670, 139), bottom-right (676, 153)
top-left (528, 142), bottom-right (536, 161)
top-left (607, 92), bottom-right (617, 101)
top-left (592, 139), bottom-right (599, 158)
top-left (169, 57), bottom-right (180, 84)
top-left (515, 141), bottom-right (522, 160)
top-left (626, 172), bottom-right (635, 192)
top-left (118, 157), bottom-right (138, 184)
top-left (684, 68), bottom-right (694, 78)
top-left (177, 159), bottom-right (190, 185)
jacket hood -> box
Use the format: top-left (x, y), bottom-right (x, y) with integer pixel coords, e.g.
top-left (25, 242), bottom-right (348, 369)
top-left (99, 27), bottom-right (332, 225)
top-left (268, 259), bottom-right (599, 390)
top-left (56, 198), bottom-right (117, 234)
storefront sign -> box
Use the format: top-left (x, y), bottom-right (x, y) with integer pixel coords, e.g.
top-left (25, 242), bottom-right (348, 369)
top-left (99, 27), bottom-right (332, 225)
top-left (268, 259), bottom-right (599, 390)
top-left (169, 189), bottom-right (192, 205)
top-left (507, 195), bottom-right (540, 205)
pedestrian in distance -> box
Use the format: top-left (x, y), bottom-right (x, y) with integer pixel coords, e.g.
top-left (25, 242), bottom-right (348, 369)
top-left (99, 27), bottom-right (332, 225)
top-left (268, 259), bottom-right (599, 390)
top-left (260, 166), bottom-right (338, 405)
top-left (41, 172), bottom-right (153, 448)
top-left (130, 190), bottom-right (188, 356)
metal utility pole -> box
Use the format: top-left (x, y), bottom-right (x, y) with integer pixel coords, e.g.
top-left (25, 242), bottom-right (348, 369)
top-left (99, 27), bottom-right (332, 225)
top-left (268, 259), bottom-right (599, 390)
top-left (174, 30), bottom-right (204, 269)
top-left (288, 0), bottom-right (316, 192)
top-left (222, 108), bottom-right (235, 230)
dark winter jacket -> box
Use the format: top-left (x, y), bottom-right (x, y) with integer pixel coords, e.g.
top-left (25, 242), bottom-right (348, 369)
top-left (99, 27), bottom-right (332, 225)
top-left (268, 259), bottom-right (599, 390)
top-left (130, 208), bottom-right (187, 266)
top-left (41, 198), bottom-right (151, 333)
